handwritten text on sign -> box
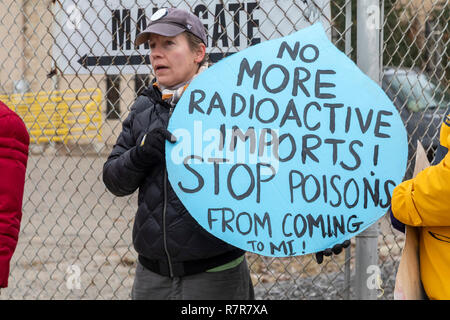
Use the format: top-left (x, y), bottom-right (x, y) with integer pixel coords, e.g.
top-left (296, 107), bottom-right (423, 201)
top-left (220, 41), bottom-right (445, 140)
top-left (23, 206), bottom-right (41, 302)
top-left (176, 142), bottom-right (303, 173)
top-left (166, 23), bottom-right (408, 257)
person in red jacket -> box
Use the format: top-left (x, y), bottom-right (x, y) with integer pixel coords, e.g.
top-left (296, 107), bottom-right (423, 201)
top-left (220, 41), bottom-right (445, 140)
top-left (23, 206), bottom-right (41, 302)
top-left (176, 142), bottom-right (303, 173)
top-left (0, 100), bottom-right (29, 290)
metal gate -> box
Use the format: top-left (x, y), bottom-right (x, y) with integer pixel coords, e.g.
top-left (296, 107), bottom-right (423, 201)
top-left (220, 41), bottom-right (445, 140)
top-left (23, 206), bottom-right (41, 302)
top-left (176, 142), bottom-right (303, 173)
top-left (0, 0), bottom-right (448, 300)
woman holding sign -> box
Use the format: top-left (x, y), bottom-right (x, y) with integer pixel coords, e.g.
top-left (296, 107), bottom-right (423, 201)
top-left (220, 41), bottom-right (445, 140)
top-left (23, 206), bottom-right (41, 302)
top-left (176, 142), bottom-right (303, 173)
top-left (103, 8), bottom-right (254, 300)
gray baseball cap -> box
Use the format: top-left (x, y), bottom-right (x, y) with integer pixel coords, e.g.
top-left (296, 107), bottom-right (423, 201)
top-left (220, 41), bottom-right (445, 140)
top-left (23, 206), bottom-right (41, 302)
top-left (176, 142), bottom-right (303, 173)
top-left (135, 8), bottom-right (207, 47)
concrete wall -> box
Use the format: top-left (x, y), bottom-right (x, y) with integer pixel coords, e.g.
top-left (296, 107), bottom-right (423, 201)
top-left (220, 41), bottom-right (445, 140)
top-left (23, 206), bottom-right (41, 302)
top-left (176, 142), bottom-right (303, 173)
top-left (0, 0), bottom-right (151, 146)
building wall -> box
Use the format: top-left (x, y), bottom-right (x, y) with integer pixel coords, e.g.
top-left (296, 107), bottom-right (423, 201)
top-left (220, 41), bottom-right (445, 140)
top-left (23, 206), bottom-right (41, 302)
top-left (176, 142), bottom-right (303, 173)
top-left (0, 0), bottom-right (148, 145)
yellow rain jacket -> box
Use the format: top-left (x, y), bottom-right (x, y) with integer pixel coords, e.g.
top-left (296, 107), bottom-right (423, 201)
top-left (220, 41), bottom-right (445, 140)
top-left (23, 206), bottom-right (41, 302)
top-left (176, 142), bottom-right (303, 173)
top-left (392, 111), bottom-right (450, 300)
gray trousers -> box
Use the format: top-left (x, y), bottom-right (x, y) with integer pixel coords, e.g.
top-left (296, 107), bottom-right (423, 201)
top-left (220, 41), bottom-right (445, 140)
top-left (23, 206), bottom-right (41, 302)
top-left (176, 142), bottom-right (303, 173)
top-left (131, 258), bottom-right (255, 300)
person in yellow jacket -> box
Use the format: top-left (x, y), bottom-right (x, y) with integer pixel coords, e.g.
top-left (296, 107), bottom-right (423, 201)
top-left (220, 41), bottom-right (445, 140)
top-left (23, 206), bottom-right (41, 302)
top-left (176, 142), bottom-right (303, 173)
top-left (390, 108), bottom-right (450, 300)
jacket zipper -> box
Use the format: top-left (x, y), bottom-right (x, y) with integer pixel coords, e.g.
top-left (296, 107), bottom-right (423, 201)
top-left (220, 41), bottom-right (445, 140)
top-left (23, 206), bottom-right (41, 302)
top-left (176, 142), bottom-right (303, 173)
top-left (163, 106), bottom-right (174, 277)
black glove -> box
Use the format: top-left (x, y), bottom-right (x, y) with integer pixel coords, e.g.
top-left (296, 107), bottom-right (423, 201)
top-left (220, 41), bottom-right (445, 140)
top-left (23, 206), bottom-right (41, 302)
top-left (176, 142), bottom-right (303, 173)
top-left (130, 127), bottom-right (176, 169)
top-left (315, 240), bottom-right (351, 264)
top-left (388, 206), bottom-right (405, 234)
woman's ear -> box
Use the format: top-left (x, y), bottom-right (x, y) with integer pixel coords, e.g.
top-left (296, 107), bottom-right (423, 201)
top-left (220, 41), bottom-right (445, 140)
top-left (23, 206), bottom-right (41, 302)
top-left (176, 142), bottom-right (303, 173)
top-left (194, 43), bottom-right (206, 64)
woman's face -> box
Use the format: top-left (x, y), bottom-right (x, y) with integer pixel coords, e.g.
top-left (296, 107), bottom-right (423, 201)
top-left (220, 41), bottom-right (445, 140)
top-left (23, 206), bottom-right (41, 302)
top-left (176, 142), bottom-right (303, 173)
top-left (149, 33), bottom-right (205, 88)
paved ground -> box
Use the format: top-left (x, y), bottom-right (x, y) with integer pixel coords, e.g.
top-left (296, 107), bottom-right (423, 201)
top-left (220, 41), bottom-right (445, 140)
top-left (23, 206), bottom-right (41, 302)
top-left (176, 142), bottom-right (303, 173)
top-left (0, 145), bottom-right (404, 300)
top-left (2, 149), bottom-right (137, 299)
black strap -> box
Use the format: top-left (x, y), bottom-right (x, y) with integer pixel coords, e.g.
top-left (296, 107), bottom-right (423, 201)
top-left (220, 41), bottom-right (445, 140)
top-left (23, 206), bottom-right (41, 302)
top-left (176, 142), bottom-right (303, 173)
top-left (138, 249), bottom-right (245, 277)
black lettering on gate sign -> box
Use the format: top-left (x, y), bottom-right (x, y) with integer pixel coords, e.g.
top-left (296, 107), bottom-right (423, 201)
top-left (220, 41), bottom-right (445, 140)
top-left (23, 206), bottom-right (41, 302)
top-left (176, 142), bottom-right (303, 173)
top-left (135, 8), bottom-right (149, 49)
top-left (213, 4), bottom-right (228, 47)
top-left (112, 9), bottom-right (131, 51)
top-left (194, 5), bottom-right (209, 46)
top-left (228, 3), bottom-right (244, 46)
top-left (246, 2), bottom-right (261, 45)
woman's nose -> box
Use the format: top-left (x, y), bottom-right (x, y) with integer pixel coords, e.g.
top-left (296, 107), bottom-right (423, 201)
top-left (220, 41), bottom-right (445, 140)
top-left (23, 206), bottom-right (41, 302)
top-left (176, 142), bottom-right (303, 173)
top-left (150, 45), bottom-right (163, 59)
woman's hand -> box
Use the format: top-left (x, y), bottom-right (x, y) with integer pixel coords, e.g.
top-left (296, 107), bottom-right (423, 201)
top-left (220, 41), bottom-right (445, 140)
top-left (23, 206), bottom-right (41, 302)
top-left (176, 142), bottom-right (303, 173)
top-left (130, 127), bottom-right (176, 168)
top-left (315, 240), bottom-right (351, 264)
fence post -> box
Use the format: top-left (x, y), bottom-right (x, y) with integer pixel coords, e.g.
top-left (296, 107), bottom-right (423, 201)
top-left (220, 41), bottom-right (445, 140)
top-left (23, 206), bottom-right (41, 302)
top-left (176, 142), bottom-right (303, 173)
top-left (343, 0), bottom-right (353, 301)
top-left (355, 0), bottom-right (382, 300)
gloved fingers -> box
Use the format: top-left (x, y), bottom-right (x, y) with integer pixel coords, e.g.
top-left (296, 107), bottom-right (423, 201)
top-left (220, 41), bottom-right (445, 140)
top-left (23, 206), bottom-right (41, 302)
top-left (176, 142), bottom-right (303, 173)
top-left (143, 134), bottom-right (163, 153)
top-left (315, 251), bottom-right (324, 264)
top-left (151, 150), bottom-right (164, 162)
top-left (331, 244), bottom-right (343, 255)
top-left (316, 240), bottom-right (351, 265)
top-left (167, 131), bottom-right (177, 143)
top-left (155, 132), bottom-right (166, 148)
top-left (342, 240), bottom-right (351, 248)
top-left (139, 134), bottom-right (164, 160)
top-left (153, 127), bottom-right (177, 143)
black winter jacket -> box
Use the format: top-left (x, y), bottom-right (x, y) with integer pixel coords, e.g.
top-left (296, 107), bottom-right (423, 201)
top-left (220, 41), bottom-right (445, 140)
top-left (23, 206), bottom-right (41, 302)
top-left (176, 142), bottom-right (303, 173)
top-left (102, 84), bottom-right (244, 277)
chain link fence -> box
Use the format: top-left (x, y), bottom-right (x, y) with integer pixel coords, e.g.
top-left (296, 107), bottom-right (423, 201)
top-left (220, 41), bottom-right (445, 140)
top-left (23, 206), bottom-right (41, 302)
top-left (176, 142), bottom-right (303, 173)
top-left (0, 0), bottom-right (448, 300)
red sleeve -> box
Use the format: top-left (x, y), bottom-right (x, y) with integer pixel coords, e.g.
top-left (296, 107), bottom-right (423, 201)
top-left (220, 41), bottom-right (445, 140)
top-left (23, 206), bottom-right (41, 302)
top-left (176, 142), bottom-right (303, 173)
top-left (0, 101), bottom-right (29, 288)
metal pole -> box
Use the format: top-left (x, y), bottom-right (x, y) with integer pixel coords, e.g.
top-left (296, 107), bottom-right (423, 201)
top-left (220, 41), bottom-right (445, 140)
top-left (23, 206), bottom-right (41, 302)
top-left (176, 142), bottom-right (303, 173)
top-left (343, 0), bottom-right (352, 301)
top-left (15, 0), bottom-right (31, 95)
top-left (345, 0), bottom-right (352, 58)
top-left (355, 0), bottom-right (381, 300)
top-left (50, 1), bottom-right (60, 92)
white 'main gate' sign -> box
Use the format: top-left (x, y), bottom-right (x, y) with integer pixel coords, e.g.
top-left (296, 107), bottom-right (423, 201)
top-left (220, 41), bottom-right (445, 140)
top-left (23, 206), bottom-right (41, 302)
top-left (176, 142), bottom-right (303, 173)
top-left (53, 0), bottom-right (331, 75)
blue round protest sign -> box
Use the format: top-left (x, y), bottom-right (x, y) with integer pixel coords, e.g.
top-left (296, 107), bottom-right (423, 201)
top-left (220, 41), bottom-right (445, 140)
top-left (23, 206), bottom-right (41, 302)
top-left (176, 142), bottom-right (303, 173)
top-left (166, 23), bottom-right (407, 257)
